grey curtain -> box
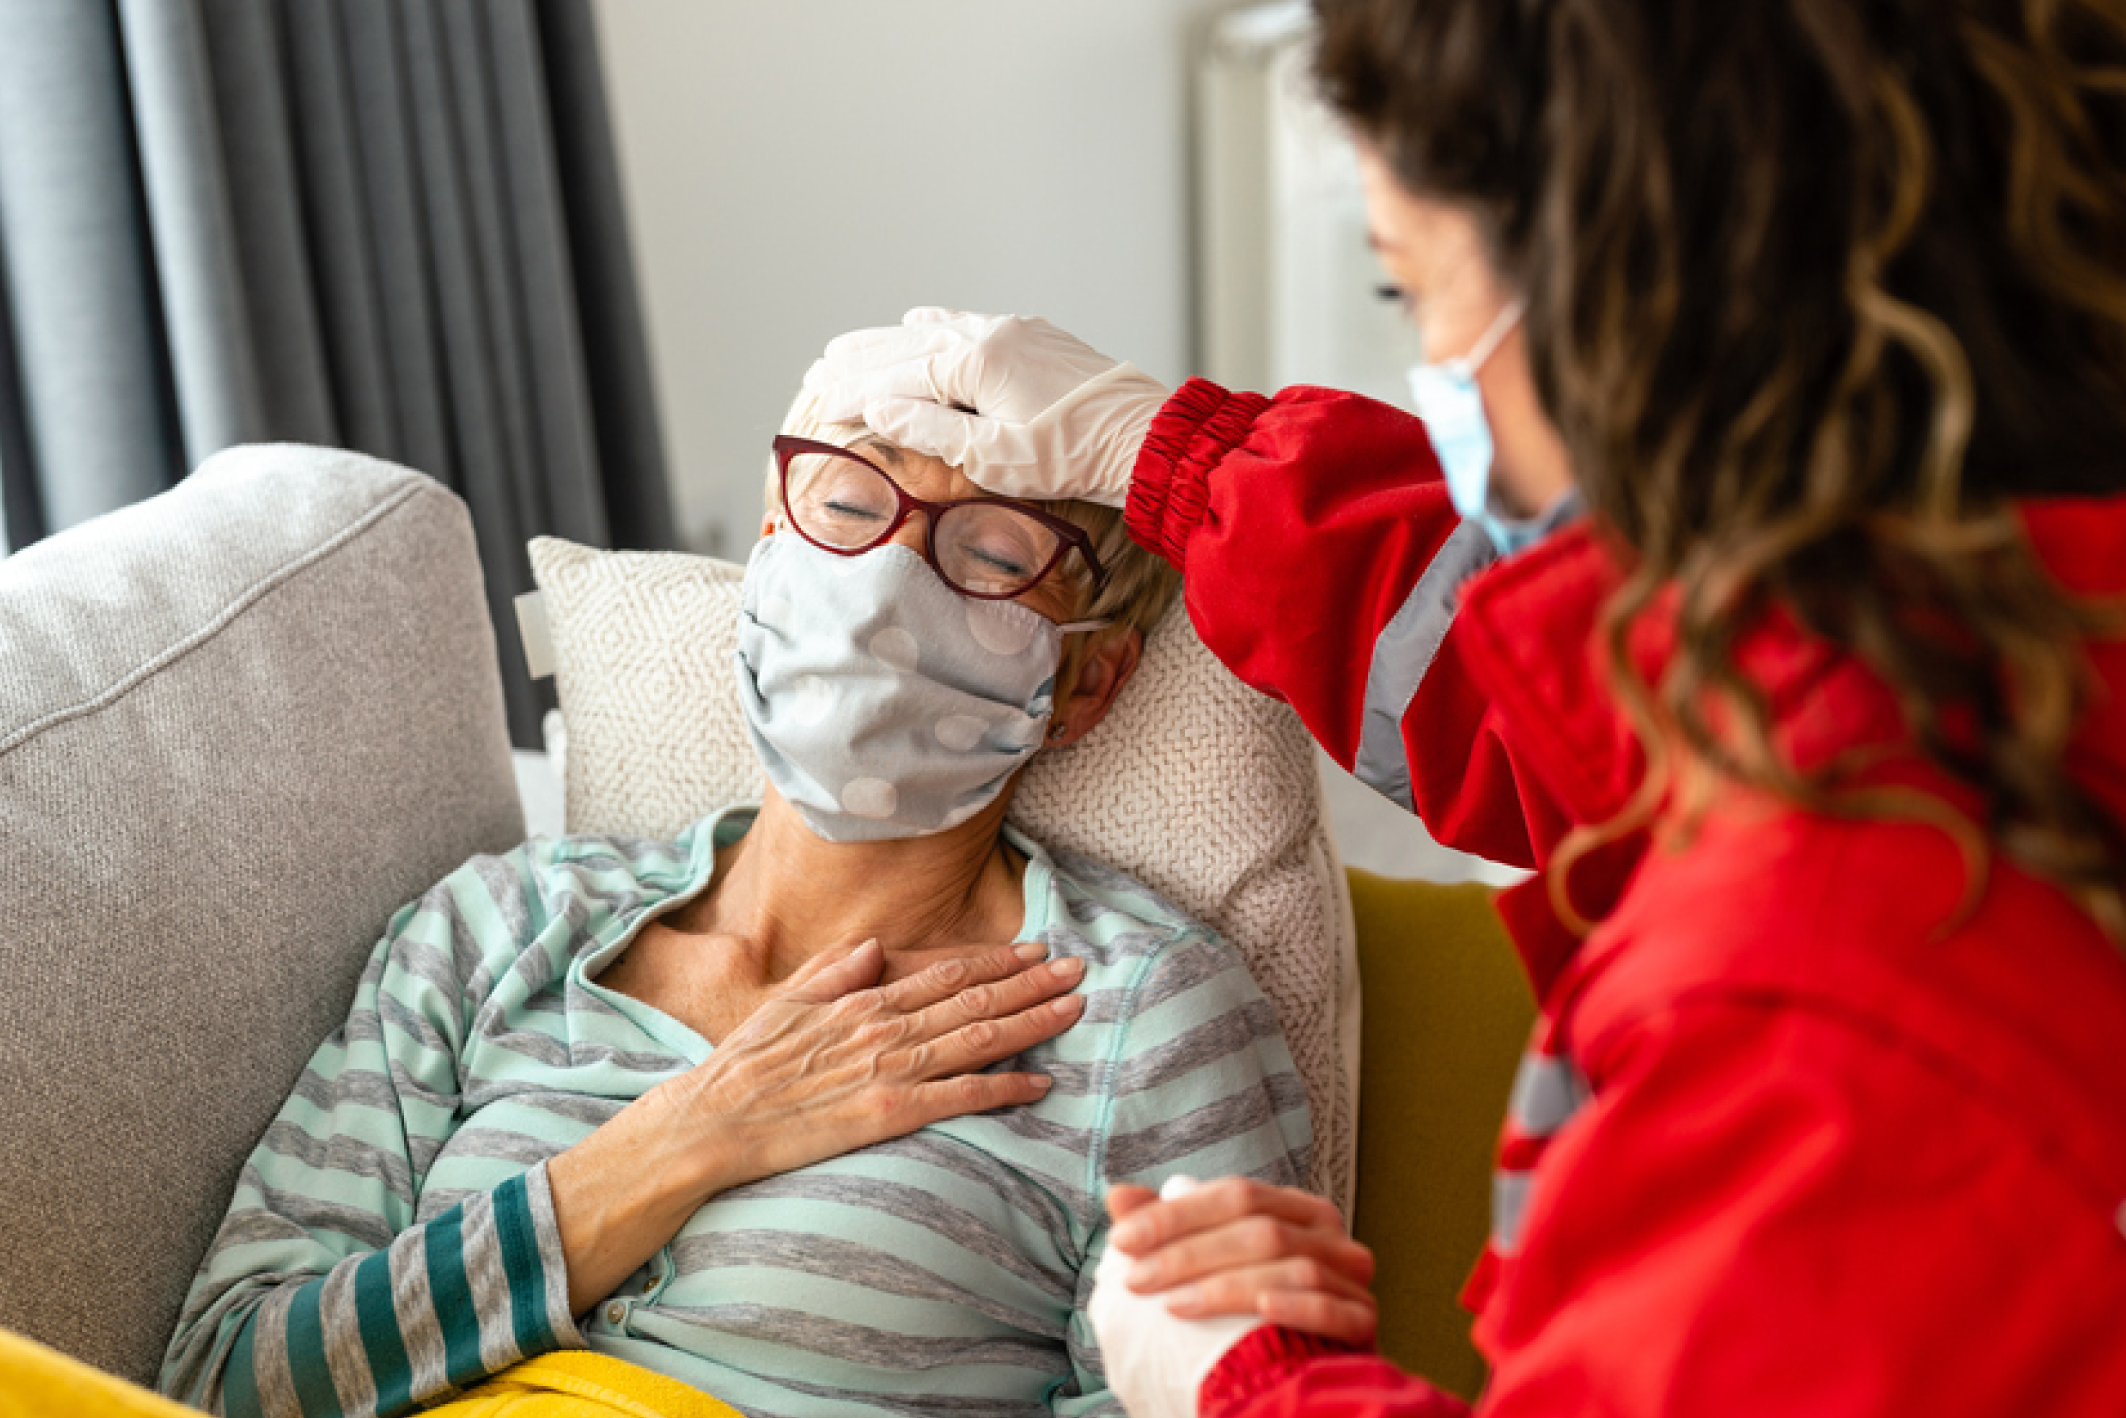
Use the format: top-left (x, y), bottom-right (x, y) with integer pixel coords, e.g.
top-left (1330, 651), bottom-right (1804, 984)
top-left (0, 0), bottom-right (673, 746)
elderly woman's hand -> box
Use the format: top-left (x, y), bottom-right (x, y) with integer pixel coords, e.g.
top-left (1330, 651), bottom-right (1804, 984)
top-left (1106, 1177), bottom-right (1379, 1348)
top-left (550, 937), bottom-right (1084, 1314)
top-left (673, 936), bottom-right (1085, 1184)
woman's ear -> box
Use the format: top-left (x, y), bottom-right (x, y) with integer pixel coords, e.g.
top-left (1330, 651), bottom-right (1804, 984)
top-left (1046, 628), bottom-right (1143, 749)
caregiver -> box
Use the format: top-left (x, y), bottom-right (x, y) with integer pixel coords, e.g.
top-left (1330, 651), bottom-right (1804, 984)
top-left (807, 0), bottom-right (2126, 1413)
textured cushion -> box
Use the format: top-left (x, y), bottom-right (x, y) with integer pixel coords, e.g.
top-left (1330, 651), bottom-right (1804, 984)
top-left (526, 536), bottom-right (1361, 1212)
top-left (0, 445), bottom-right (523, 1386)
top-left (1346, 870), bottom-right (1535, 1401)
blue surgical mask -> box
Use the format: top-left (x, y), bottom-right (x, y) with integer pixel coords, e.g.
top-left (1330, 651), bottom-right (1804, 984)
top-left (734, 532), bottom-right (1104, 843)
top-left (1405, 300), bottom-right (1557, 557)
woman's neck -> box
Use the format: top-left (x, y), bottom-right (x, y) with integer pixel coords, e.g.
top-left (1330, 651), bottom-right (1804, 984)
top-left (681, 787), bottom-right (1029, 984)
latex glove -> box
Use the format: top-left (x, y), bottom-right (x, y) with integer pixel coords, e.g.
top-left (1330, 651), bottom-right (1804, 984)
top-left (1088, 1176), bottom-right (1265, 1418)
top-left (803, 308), bottom-right (1167, 507)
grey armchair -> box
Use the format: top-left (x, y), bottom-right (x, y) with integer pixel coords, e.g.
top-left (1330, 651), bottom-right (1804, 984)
top-left (0, 446), bottom-right (523, 1388)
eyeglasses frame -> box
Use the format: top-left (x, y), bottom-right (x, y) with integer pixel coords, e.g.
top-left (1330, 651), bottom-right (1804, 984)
top-left (771, 434), bottom-right (1110, 601)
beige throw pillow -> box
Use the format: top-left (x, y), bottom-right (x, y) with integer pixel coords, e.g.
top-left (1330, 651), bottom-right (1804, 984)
top-left (527, 536), bottom-right (1360, 1214)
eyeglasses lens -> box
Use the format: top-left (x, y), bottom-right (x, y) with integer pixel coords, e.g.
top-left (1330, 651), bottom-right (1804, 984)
top-left (785, 450), bottom-right (897, 549)
top-left (785, 452), bottom-right (1061, 597)
top-left (935, 503), bottom-right (1061, 597)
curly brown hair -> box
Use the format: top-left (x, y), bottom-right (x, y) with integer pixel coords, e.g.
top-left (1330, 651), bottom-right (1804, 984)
top-left (1314, 0), bottom-right (2126, 938)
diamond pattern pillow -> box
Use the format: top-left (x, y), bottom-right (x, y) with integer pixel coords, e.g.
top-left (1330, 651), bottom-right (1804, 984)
top-left (527, 536), bottom-right (1360, 1213)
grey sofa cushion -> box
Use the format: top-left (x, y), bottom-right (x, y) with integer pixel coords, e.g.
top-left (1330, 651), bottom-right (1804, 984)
top-left (0, 445), bottom-right (523, 1386)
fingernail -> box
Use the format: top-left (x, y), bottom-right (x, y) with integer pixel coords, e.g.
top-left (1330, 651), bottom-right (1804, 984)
top-left (1014, 942), bottom-right (1047, 962)
top-left (1051, 995), bottom-right (1083, 1018)
top-left (1048, 957), bottom-right (1085, 979)
top-left (1112, 1221), bottom-right (1144, 1252)
top-left (1165, 1285), bottom-right (1204, 1314)
top-left (1031, 1074), bottom-right (1053, 1093)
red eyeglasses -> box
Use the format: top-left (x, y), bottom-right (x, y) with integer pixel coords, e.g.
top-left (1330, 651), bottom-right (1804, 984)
top-left (772, 435), bottom-right (1108, 601)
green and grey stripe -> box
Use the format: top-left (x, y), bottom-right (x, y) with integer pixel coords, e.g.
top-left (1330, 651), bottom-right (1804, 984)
top-left (160, 808), bottom-right (1310, 1418)
top-left (174, 1171), bottom-right (574, 1418)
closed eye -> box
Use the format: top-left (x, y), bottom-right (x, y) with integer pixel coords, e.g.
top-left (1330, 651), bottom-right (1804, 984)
top-left (968, 545), bottom-right (1033, 577)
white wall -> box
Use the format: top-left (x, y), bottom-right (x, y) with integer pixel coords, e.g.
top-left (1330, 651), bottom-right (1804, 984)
top-left (591, 0), bottom-right (1238, 555)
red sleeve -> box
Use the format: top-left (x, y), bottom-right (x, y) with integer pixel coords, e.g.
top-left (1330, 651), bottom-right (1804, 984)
top-left (1488, 997), bottom-right (2126, 1414)
top-left (1205, 994), bottom-right (2126, 1417)
top-left (1125, 378), bottom-right (1545, 870)
top-left (1202, 1328), bottom-right (1472, 1418)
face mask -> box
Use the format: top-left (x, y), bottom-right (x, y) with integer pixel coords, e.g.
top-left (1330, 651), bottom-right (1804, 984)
top-left (1405, 300), bottom-right (1555, 557)
top-left (734, 531), bottom-right (1103, 843)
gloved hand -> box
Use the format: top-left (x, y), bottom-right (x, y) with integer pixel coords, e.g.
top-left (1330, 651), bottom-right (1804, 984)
top-left (1086, 1176), bottom-right (1265, 1418)
top-left (803, 308), bottom-right (1168, 507)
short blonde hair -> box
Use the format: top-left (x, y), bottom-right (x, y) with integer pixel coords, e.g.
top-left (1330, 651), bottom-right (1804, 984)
top-left (763, 389), bottom-right (1180, 641)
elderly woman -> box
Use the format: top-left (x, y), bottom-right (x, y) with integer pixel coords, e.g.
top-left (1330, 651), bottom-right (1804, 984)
top-left (156, 397), bottom-right (1312, 1418)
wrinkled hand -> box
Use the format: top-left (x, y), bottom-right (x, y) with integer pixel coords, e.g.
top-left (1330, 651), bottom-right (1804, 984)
top-left (803, 307), bottom-right (1167, 507)
top-left (550, 938), bottom-right (1084, 1314)
top-left (1107, 1176), bottom-right (1378, 1348)
top-left (668, 937), bottom-right (1085, 1191)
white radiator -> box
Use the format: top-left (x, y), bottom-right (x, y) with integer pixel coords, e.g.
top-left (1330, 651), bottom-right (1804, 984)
top-left (1194, 2), bottom-right (1422, 404)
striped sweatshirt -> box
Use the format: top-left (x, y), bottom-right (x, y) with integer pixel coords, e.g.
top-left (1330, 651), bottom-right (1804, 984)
top-left (159, 807), bottom-right (1312, 1418)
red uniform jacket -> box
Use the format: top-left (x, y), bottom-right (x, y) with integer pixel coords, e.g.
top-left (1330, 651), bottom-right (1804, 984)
top-left (1125, 378), bottom-right (2126, 1417)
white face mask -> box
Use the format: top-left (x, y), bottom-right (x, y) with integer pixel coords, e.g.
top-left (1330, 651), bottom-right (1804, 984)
top-left (1404, 300), bottom-right (1557, 557)
top-left (733, 532), bottom-right (1103, 843)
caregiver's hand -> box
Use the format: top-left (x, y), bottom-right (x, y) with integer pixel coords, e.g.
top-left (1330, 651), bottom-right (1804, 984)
top-left (1107, 1176), bottom-right (1379, 1347)
top-left (804, 308), bottom-right (1166, 507)
top-left (1090, 1177), bottom-right (1268, 1418)
top-left (550, 937), bottom-right (1084, 1314)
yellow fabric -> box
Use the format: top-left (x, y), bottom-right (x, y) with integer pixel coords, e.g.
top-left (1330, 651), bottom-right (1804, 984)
top-left (1345, 869), bottom-right (1537, 1404)
top-left (423, 1353), bottom-right (741, 1418)
top-left (0, 1327), bottom-right (737, 1418)
top-left (0, 1326), bottom-right (205, 1418)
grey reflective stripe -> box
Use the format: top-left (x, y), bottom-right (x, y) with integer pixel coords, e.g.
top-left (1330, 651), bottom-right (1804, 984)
top-left (1492, 1170), bottom-right (1533, 1255)
top-left (1508, 1053), bottom-right (1590, 1139)
top-left (1352, 519), bottom-right (1498, 809)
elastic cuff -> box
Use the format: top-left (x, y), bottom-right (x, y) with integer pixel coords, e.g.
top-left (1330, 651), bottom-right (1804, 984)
top-left (1127, 378), bottom-right (1272, 569)
top-left (517, 1161), bottom-right (588, 1350)
top-left (1200, 1324), bottom-right (1367, 1418)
